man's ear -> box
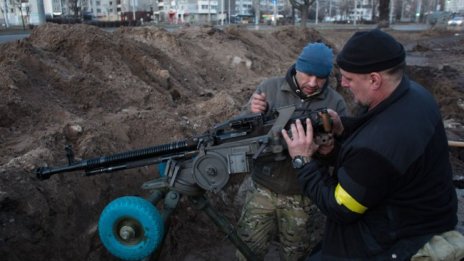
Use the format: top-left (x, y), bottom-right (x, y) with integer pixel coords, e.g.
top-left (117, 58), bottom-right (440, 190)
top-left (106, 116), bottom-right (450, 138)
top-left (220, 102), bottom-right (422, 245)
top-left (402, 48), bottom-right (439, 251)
top-left (369, 72), bottom-right (382, 90)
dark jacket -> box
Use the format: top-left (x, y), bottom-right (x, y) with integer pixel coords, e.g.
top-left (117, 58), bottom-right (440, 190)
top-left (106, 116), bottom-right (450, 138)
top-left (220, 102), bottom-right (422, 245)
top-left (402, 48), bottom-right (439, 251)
top-left (298, 76), bottom-right (457, 260)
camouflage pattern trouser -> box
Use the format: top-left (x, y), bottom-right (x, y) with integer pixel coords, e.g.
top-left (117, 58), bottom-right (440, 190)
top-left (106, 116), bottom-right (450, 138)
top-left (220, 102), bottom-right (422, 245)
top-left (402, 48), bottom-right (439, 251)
top-left (235, 183), bottom-right (311, 261)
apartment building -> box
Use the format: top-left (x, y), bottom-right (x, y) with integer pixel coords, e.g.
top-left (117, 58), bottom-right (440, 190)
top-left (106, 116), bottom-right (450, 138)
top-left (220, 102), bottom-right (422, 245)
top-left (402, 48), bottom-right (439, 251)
top-left (159, 0), bottom-right (219, 23)
top-left (446, 0), bottom-right (464, 13)
top-left (2, 0), bottom-right (464, 27)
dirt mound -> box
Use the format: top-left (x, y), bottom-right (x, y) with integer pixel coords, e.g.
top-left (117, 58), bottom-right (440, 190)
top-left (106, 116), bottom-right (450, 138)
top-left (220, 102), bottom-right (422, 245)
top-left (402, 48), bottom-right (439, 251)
top-left (0, 24), bottom-right (463, 261)
top-left (0, 23), bottom-right (333, 261)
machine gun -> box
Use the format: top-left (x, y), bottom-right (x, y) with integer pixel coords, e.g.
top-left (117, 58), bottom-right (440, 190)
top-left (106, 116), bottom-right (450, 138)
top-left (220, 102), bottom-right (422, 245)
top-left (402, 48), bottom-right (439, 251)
top-left (36, 105), bottom-right (333, 261)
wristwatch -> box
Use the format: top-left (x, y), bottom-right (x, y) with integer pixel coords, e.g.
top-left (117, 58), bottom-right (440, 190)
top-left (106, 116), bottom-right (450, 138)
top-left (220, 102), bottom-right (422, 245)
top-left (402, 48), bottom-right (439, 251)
top-left (292, 155), bottom-right (311, 169)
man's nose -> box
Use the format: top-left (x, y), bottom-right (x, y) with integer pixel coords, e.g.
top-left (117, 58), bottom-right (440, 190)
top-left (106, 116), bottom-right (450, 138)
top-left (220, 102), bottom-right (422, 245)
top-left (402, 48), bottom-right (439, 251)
top-left (305, 76), bottom-right (317, 86)
top-left (340, 77), bottom-right (349, 88)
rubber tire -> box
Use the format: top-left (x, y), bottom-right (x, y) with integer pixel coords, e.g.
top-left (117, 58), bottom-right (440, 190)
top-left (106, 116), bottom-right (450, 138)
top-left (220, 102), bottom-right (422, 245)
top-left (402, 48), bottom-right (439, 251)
top-left (98, 196), bottom-right (164, 261)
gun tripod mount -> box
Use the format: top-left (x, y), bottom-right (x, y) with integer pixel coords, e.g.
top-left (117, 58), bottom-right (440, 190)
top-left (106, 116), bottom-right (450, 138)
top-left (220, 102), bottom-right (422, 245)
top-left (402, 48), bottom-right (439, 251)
top-left (96, 158), bottom-right (258, 261)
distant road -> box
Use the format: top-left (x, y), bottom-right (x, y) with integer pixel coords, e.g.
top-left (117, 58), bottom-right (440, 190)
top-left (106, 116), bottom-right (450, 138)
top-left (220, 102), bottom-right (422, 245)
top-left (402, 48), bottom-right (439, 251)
top-left (0, 33), bottom-right (29, 43)
top-left (0, 23), bottom-right (434, 44)
top-left (390, 24), bottom-right (432, 31)
top-left (0, 27), bottom-right (115, 43)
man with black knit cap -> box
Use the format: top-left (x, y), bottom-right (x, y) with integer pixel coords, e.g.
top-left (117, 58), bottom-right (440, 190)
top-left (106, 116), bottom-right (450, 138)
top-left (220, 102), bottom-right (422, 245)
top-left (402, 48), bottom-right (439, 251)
top-left (283, 29), bottom-right (464, 260)
top-left (236, 42), bottom-right (348, 261)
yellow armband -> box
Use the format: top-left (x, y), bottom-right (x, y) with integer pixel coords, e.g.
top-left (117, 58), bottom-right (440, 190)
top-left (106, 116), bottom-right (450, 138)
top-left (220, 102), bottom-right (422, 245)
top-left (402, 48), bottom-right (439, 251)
top-left (334, 183), bottom-right (368, 214)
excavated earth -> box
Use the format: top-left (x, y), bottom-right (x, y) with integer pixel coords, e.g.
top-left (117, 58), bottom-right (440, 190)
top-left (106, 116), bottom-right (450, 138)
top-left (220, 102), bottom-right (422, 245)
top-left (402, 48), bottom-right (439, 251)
top-left (0, 23), bottom-right (463, 261)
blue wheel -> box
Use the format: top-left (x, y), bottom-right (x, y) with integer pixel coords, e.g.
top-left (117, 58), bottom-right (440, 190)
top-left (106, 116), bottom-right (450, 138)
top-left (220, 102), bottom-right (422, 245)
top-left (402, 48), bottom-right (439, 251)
top-left (98, 196), bottom-right (164, 261)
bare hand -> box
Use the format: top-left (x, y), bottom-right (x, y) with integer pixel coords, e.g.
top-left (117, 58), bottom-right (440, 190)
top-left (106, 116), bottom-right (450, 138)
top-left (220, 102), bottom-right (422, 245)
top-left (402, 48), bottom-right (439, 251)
top-left (250, 92), bottom-right (267, 113)
top-left (327, 109), bottom-right (344, 136)
top-left (281, 118), bottom-right (319, 158)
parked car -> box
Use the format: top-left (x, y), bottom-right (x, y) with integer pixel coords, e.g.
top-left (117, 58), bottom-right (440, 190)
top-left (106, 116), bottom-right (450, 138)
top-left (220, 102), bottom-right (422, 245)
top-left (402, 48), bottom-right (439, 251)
top-left (427, 11), bottom-right (452, 25)
top-left (448, 16), bottom-right (464, 26)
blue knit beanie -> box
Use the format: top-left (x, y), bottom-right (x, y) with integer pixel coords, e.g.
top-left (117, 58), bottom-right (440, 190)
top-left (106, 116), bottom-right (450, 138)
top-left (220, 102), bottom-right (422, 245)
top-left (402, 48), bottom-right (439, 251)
top-left (295, 43), bottom-right (333, 78)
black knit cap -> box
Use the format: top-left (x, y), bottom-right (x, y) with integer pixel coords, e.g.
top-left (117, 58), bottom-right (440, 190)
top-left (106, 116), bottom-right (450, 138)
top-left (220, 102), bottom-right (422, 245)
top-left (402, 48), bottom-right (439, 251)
top-left (336, 29), bottom-right (405, 74)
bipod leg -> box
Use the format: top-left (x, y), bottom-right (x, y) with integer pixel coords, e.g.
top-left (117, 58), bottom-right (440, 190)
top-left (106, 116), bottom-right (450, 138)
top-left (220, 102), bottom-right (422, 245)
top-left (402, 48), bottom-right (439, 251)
top-left (161, 190), bottom-right (181, 221)
top-left (147, 189), bottom-right (165, 205)
top-left (188, 195), bottom-right (258, 261)
top-left (146, 189), bottom-right (181, 261)
top-left (146, 189), bottom-right (181, 222)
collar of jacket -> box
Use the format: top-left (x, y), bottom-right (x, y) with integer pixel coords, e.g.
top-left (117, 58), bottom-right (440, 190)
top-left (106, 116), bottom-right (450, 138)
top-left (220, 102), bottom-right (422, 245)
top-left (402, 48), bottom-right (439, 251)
top-left (285, 64), bottom-right (329, 101)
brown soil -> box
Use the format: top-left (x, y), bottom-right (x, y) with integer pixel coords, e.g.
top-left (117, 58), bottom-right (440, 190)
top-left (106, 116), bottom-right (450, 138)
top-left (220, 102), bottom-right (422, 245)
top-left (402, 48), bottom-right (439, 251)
top-left (0, 23), bottom-right (463, 261)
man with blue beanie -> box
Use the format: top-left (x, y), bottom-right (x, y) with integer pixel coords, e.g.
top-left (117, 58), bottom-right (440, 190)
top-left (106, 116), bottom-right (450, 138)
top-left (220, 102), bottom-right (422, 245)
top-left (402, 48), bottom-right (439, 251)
top-left (236, 42), bottom-right (348, 261)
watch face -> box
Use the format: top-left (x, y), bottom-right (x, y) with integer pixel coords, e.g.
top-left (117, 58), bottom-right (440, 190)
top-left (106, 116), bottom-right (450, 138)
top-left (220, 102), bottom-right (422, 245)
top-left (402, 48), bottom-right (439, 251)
top-left (292, 156), bottom-right (304, 169)
top-left (292, 156), bottom-right (310, 169)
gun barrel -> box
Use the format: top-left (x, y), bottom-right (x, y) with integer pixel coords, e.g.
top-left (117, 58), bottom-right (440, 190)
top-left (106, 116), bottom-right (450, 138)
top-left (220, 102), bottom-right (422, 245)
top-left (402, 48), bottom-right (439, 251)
top-left (36, 140), bottom-right (198, 180)
top-left (36, 164), bottom-right (86, 179)
top-left (84, 140), bottom-right (197, 168)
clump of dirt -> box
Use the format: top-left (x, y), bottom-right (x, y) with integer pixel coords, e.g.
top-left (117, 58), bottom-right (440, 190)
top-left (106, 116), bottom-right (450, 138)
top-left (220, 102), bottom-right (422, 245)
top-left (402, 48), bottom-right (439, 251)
top-left (0, 24), bottom-right (463, 261)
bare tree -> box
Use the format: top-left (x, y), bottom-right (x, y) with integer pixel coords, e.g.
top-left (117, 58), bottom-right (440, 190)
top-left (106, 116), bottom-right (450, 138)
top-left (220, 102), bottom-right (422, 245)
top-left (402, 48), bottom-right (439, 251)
top-left (338, 0), bottom-right (352, 20)
top-left (437, 0), bottom-right (445, 11)
top-left (378, 0), bottom-right (389, 27)
top-left (67, 0), bottom-right (81, 18)
top-left (253, 0), bottom-right (260, 25)
top-left (281, 0), bottom-right (292, 21)
top-left (1, 0), bottom-right (10, 27)
top-left (12, 0), bottom-right (29, 29)
top-left (371, 0), bottom-right (379, 21)
top-left (289, 0), bottom-right (316, 27)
